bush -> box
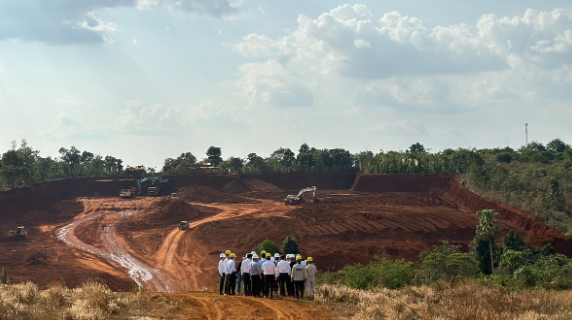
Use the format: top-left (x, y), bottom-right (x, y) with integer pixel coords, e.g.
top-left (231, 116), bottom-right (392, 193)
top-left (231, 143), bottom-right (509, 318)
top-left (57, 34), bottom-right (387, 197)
top-left (343, 256), bottom-right (415, 290)
top-left (253, 239), bottom-right (281, 256)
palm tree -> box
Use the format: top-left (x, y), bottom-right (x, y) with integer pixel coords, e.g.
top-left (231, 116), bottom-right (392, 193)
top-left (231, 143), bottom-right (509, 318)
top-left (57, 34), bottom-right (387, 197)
top-left (475, 209), bottom-right (501, 272)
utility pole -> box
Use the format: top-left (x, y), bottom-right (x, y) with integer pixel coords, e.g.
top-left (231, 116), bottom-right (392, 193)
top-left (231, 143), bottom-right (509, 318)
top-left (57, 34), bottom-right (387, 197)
top-left (525, 123), bottom-right (528, 147)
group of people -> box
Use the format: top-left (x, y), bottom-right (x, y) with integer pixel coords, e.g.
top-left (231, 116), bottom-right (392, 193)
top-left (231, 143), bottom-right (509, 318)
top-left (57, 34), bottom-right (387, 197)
top-left (218, 250), bottom-right (317, 300)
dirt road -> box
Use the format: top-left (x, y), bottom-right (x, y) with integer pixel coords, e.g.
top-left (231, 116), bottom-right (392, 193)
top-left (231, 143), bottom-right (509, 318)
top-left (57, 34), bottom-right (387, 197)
top-left (57, 198), bottom-right (173, 292)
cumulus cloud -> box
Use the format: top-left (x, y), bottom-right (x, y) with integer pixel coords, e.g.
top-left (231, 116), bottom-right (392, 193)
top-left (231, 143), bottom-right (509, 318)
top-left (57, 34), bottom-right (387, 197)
top-left (116, 99), bottom-right (248, 134)
top-left (237, 60), bottom-right (314, 107)
top-left (233, 5), bottom-right (572, 109)
top-left (116, 100), bottom-right (188, 134)
top-left (43, 114), bottom-right (109, 141)
top-left (0, 0), bottom-right (245, 44)
top-left (188, 100), bottom-right (249, 127)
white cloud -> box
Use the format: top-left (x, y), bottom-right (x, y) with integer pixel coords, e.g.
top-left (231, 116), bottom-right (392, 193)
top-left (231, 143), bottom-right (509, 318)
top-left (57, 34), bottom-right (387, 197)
top-left (116, 100), bottom-right (187, 134)
top-left (237, 60), bottom-right (314, 107)
top-left (354, 39), bottom-right (371, 48)
top-left (233, 5), bottom-right (572, 110)
top-left (133, 38), bottom-right (138, 45)
top-left (188, 100), bottom-right (248, 127)
top-left (43, 114), bottom-right (108, 141)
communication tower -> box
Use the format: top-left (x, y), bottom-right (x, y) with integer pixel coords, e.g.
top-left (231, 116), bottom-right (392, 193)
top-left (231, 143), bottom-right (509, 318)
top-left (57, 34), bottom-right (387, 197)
top-left (525, 123), bottom-right (528, 146)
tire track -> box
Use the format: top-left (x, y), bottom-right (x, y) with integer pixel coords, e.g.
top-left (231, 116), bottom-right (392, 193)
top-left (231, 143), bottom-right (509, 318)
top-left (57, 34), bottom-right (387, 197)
top-left (57, 199), bottom-right (173, 292)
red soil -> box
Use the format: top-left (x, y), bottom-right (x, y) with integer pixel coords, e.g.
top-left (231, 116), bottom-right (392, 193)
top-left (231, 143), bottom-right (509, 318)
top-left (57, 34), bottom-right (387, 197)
top-left (0, 172), bottom-right (570, 293)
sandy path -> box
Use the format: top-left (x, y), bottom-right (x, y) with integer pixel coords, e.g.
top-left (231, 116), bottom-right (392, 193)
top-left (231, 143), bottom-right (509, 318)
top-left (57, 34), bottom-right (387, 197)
top-left (57, 198), bottom-right (173, 292)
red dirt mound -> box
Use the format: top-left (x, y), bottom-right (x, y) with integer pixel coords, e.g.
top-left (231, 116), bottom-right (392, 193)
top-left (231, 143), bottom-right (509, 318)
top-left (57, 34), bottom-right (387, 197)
top-left (221, 180), bottom-right (252, 194)
top-left (178, 186), bottom-right (255, 204)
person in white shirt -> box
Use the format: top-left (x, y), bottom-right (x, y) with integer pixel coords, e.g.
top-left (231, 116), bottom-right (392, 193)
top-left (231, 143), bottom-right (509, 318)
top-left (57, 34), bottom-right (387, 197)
top-left (218, 253), bottom-right (226, 295)
top-left (261, 256), bottom-right (277, 299)
top-left (276, 254), bottom-right (291, 296)
top-left (241, 254), bottom-right (252, 296)
top-left (225, 253), bottom-right (237, 295)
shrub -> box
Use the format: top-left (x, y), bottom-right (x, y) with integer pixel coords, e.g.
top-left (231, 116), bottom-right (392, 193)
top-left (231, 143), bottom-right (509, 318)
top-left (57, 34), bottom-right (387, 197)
top-left (500, 250), bottom-right (526, 273)
top-left (253, 239), bottom-right (281, 256)
top-left (343, 256), bottom-right (415, 290)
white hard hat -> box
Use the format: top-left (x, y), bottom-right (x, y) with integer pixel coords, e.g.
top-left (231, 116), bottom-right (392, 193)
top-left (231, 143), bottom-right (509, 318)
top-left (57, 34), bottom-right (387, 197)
top-left (253, 255), bottom-right (259, 259)
top-left (220, 253), bottom-right (225, 258)
top-left (274, 253), bottom-right (280, 258)
top-left (251, 251), bottom-right (256, 255)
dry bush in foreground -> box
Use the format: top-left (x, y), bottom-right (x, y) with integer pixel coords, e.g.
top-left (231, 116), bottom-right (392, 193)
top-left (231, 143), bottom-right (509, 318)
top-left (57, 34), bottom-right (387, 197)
top-left (0, 281), bottom-right (181, 320)
top-left (316, 281), bottom-right (572, 320)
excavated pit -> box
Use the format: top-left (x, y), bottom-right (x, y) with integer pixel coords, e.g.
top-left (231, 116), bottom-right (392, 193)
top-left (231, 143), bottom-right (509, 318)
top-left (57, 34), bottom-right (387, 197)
top-left (0, 171), bottom-right (570, 291)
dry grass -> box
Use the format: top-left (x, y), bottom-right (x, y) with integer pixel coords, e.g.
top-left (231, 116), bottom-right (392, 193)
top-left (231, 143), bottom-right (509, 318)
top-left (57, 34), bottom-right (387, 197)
top-left (0, 281), bottom-right (182, 320)
top-left (316, 280), bottom-right (572, 320)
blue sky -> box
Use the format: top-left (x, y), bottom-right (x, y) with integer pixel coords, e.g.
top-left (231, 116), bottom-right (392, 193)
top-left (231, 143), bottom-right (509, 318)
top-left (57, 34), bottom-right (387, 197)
top-left (1, 1), bottom-right (572, 169)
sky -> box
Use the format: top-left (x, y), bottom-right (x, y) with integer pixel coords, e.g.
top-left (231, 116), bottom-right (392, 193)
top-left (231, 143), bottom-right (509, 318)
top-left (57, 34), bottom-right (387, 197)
top-left (1, 0), bottom-right (572, 169)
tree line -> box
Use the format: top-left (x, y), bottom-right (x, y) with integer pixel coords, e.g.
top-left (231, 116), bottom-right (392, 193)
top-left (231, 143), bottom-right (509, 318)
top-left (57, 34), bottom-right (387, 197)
top-left (0, 140), bottom-right (125, 189)
top-left (2, 138), bottom-right (572, 233)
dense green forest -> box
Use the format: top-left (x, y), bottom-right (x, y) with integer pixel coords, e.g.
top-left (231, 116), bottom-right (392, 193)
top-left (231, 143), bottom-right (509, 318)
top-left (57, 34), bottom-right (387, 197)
top-left (1, 139), bottom-right (572, 233)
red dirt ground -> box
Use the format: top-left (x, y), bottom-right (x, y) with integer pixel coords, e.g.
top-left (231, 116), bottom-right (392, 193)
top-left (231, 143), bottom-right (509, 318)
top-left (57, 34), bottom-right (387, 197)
top-left (0, 172), bottom-right (571, 295)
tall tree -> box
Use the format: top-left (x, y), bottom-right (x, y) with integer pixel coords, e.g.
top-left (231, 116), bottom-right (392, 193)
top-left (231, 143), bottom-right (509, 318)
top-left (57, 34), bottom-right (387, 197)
top-left (206, 146), bottom-right (222, 167)
top-left (409, 142), bottom-right (426, 153)
top-left (281, 236), bottom-right (301, 255)
top-left (546, 139), bottom-right (567, 153)
top-left (59, 146), bottom-right (81, 176)
top-left (474, 209), bottom-right (501, 273)
top-left (226, 157), bottom-right (244, 173)
top-left (270, 147), bottom-right (295, 168)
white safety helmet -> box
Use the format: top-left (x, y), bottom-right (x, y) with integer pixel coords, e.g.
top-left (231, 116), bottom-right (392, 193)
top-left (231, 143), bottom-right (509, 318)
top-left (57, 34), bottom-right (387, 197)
top-left (220, 253), bottom-right (225, 258)
top-left (274, 253), bottom-right (280, 258)
top-left (251, 251), bottom-right (256, 255)
top-left (253, 255), bottom-right (259, 259)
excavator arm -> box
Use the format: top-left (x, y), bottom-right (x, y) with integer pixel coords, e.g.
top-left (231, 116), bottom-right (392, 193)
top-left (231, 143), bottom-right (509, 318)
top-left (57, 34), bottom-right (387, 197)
top-left (284, 186), bottom-right (317, 205)
top-left (296, 186), bottom-right (317, 199)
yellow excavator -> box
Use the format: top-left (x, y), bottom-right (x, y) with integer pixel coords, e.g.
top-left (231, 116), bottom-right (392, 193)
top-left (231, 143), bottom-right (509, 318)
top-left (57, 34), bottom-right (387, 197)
top-left (5, 226), bottom-right (27, 240)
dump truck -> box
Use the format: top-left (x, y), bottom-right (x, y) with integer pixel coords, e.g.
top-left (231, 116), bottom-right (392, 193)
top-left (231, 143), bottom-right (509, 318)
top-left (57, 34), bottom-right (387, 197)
top-left (119, 186), bottom-right (137, 198)
top-left (4, 226), bottom-right (27, 240)
top-left (136, 177), bottom-right (168, 196)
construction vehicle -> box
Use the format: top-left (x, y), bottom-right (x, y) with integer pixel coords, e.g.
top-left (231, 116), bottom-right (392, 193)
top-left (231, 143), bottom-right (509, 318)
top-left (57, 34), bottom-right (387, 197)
top-left (169, 193), bottom-right (179, 200)
top-left (4, 226), bottom-right (27, 240)
top-left (119, 186), bottom-right (137, 198)
top-left (136, 177), bottom-right (168, 196)
top-left (284, 186), bottom-right (318, 205)
top-left (124, 165), bottom-right (146, 177)
top-left (178, 221), bottom-right (190, 230)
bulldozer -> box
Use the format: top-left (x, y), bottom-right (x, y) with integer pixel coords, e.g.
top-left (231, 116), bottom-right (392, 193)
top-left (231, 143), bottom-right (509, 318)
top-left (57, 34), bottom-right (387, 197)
top-left (4, 226), bottom-right (27, 240)
top-left (284, 186), bottom-right (318, 205)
